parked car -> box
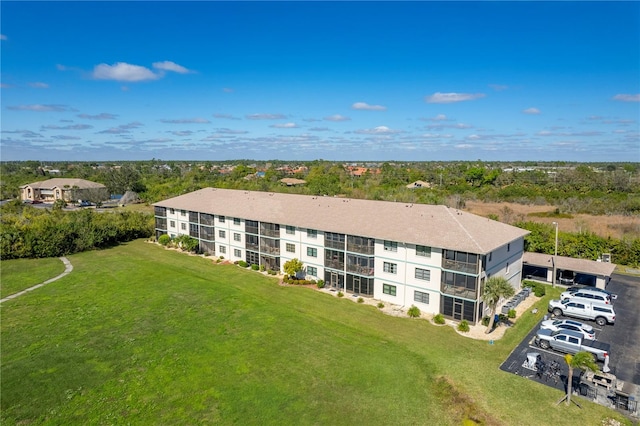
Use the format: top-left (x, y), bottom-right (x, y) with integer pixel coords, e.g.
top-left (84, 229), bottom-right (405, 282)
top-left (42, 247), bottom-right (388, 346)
top-left (560, 288), bottom-right (612, 305)
top-left (535, 329), bottom-right (610, 361)
top-left (30, 199), bottom-right (43, 204)
top-left (548, 299), bottom-right (616, 326)
top-left (566, 285), bottom-right (617, 300)
top-left (539, 319), bottom-right (595, 340)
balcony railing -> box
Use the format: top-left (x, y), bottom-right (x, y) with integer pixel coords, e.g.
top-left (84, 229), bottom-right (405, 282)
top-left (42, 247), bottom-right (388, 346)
top-left (325, 240), bottom-right (345, 250)
top-left (260, 245), bottom-right (280, 255)
top-left (246, 242), bottom-right (259, 251)
top-left (325, 260), bottom-right (345, 270)
top-left (346, 264), bottom-right (374, 276)
top-left (441, 284), bottom-right (477, 300)
top-left (442, 259), bottom-right (478, 274)
top-left (346, 243), bottom-right (375, 255)
top-left (246, 226), bottom-right (259, 235)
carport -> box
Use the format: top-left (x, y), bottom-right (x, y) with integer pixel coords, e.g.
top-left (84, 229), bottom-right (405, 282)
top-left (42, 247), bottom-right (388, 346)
top-left (523, 252), bottom-right (616, 289)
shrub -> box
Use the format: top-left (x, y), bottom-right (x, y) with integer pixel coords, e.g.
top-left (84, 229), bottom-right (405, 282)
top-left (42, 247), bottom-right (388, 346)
top-left (158, 234), bottom-right (171, 246)
top-left (508, 309), bottom-right (517, 319)
top-left (283, 274), bottom-right (289, 281)
top-left (216, 258), bottom-right (222, 263)
top-left (433, 313), bottom-right (446, 325)
top-left (481, 316), bottom-right (490, 326)
top-left (337, 291), bottom-right (344, 298)
top-left (251, 264), bottom-right (259, 271)
top-left (499, 314), bottom-right (509, 323)
top-left (534, 284), bottom-right (546, 297)
top-left (259, 265), bottom-right (266, 272)
top-left (219, 256), bottom-right (224, 260)
top-left (238, 260), bottom-right (248, 267)
top-left (407, 305), bottom-right (421, 318)
top-left (268, 269), bottom-right (277, 275)
top-left (316, 279), bottom-right (325, 288)
top-left (357, 297), bottom-right (364, 304)
top-left (377, 302), bottom-right (385, 309)
top-left (458, 320), bottom-right (470, 332)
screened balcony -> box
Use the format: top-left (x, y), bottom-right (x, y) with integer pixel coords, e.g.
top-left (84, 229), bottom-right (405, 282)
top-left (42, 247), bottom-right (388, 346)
top-left (442, 250), bottom-right (479, 274)
top-left (260, 222), bottom-right (280, 238)
top-left (346, 235), bottom-right (375, 255)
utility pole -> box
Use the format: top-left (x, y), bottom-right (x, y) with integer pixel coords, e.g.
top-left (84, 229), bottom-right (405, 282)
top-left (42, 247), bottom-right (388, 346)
top-left (552, 222), bottom-right (558, 287)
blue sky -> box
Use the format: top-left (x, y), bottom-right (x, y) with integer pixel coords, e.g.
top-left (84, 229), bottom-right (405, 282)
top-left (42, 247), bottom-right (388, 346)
top-left (1, 1), bottom-right (639, 162)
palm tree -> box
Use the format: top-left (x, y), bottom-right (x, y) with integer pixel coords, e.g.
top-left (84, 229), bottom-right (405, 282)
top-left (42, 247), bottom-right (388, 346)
top-left (564, 352), bottom-right (598, 406)
top-left (483, 276), bottom-right (516, 334)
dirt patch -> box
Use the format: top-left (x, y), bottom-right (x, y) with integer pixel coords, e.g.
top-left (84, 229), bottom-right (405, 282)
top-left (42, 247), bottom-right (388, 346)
top-left (464, 201), bottom-right (640, 239)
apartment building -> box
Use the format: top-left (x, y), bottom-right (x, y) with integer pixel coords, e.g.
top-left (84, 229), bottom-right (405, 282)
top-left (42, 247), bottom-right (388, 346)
top-left (154, 188), bottom-right (529, 324)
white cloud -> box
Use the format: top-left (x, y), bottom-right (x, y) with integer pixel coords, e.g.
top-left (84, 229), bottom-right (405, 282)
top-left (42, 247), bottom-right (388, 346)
top-left (215, 128), bottom-right (249, 134)
top-left (93, 62), bottom-right (159, 82)
top-left (52, 135), bottom-right (82, 140)
top-left (271, 122), bottom-right (297, 129)
top-left (523, 107), bottom-right (541, 115)
top-left (160, 118), bottom-right (210, 124)
top-left (1, 83), bottom-right (13, 89)
top-left (324, 114), bottom-right (351, 122)
top-left (41, 124), bottom-right (93, 130)
top-left (222, 87), bottom-right (234, 93)
top-left (355, 126), bottom-right (400, 135)
top-left (29, 82), bottom-right (49, 89)
top-left (77, 113), bottom-right (118, 120)
top-left (421, 114), bottom-right (450, 122)
top-left (152, 61), bottom-right (191, 74)
top-left (309, 127), bottom-right (330, 132)
top-left (0, 34), bottom-right (7, 41)
top-left (98, 122), bottom-right (144, 134)
top-left (246, 113), bottom-right (287, 120)
top-left (170, 130), bottom-right (194, 137)
top-left (425, 122), bottom-right (473, 130)
top-left (612, 94), bottom-right (640, 102)
top-left (489, 84), bottom-right (508, 91)
top-left (351, 102), bottom-right (387, 111)
top-left (7, 104), bottom-right (71, 112)
top-left (425, 92), bottom-right (486, 103)
top-left (213, 113), bottom-right (241, 120)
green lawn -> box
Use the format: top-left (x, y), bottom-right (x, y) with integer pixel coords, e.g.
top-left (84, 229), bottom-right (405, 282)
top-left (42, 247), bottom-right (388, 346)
top-left (0, 257), bottom-right (66, 298)
top-left (0, 241), bottom-right (629, 425)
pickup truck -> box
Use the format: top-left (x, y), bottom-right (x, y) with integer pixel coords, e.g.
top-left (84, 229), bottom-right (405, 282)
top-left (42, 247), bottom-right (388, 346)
top-left (535, 329), bottom-right (610, 361)
top-left (547, 299), bottom-right (615, 326)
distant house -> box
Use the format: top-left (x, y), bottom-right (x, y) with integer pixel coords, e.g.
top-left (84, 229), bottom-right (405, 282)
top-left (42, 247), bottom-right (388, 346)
top-left (406, 180), bottom-right (431, 189)
top-left (279, 178), bottom-right (307, 187)
top-left (20, 178), bottom-right (108, 203)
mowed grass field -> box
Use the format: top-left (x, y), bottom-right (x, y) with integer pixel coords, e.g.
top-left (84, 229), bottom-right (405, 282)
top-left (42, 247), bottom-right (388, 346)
top-left (1, 241), bottom-right (629, 425)
top-left (0, 257), bottom-right (67, 299)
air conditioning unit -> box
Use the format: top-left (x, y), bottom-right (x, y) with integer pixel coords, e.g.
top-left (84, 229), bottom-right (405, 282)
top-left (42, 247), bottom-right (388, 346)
top-left (601, 253), bottom-right (611, 263)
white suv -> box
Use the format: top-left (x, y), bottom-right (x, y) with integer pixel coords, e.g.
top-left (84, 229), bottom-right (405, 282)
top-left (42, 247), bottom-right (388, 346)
top-left (560, 288), bottom-right (612, 305)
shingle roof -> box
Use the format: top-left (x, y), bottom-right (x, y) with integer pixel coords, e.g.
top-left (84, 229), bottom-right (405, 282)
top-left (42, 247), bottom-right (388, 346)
top-left (20, 178), bottom-right (106, 190)
top-left (154, 188), bottom-right (529, 254)
top-left (523, 252), bottom-right (616, 277)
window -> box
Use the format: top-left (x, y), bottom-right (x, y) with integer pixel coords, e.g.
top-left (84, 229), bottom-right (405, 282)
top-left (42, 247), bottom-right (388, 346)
top-left (383, 262), bottom-right (397, 274)
top-left (286, 243), bottom-right (295, 253)
top-left (307, 247), bottom-right (317, 257)
top-left (416, 245), bottom-right (431, 257)
top-left (488, 252), bottom-right (492, 262)
top-left (307, 229), bottom-right (317, 239)
top-left (181, 223), bottom-right (186, 230)
top-left (234, 217), bottom-right (241, 225)
top-left (307, 266), bottom-right (317, 277)
top-left (180, 210), bottom-right (186, 216)
top-left (219, 245), bottom-right (226, 254)
top-left (506, 262), bottom-right (509, 273)
top-left (414, 290), bottom-right (430, 304)
top-left (415, 268), bottom-right (430, 281)
top-left (219, 230), bottom-right (226, 238)
top-left (383, 284), bottom-right (396, 296)
top-left (218, 216), bottom-right (226, 223)
top-left (384, 241), bottom-right (398, 252)
top-left (234, 249), bottom-right (242, 257)
top-left (170, 220), bottom-right (176, 228)
top-left (234, 233), bottom-right (241, 242)
top-left (286, 225), bottom-right (295, 235)
top-left (169, 208), bottom-right (175, 214)
top-left (507, 243), bottom-right (511, 252)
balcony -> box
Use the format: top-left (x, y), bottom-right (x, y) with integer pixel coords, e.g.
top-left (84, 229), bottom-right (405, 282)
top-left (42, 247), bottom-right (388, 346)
top-left (325, 240), bottom-right (345, 250)
top-left (246, 242), bottom-right (259, 251)
top-left (346, 264), bottom-right (374, 276)
top-left (260, 245), bottom-right (280, 255)
top-left (442, 259), bottom-right (478, 274)
top-left (325, 260), bottom-right (345, 270)
top-left (346, 243), bottom-right (375, 255)
top-left (441, 284), bottom-right (477, 300)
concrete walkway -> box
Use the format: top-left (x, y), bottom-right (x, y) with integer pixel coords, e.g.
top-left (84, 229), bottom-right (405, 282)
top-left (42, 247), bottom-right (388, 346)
top-left (0, 257), bottom-right (73, 304)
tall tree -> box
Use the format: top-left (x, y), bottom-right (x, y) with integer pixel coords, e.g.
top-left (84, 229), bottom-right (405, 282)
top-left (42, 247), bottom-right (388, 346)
top-left (483, 276), bottom-right (516, 334)
top-left (563, 352), bottom-right (598, 406)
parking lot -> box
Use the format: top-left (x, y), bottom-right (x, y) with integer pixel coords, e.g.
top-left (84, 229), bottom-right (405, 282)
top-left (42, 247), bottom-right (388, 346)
top-left (500, 273), bottom-right (640, 412)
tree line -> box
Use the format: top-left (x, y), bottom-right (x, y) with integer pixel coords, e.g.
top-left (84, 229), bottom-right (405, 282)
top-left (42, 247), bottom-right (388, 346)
top-left (0, 201), bottom-right (154, 259)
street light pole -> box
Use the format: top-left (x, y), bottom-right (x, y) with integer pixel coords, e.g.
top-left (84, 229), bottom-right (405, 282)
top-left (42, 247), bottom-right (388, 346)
top-left (552, 222), bottom-right (558, 287)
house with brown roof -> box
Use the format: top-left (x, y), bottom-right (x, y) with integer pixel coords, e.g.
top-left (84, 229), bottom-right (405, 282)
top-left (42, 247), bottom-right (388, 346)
top-left (154, 188), bottom-right (529, 324)
top-left (20, 178), bottom-right (108, 203)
